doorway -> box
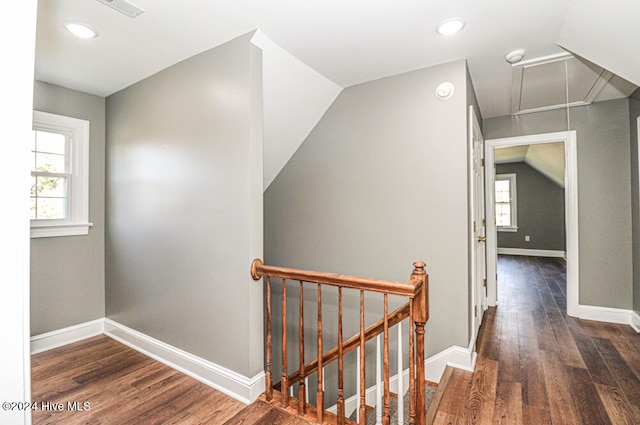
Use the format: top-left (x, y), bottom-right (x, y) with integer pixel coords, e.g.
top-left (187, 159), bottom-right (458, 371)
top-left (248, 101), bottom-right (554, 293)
top-left (484, 131), bottom-right (580, 317)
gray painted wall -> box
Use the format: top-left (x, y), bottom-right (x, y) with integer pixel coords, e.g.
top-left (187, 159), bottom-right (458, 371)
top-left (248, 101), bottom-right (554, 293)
top-left (630, 90), bottom-right (640, 315)
top-left (105, 33), bottom-right (264, 377)
top-left (484, 98), bottom-right (632, 309)
top-left (31, 81), bottom-right (106, 335)
top-left (265, 59), bottom-right (472, 382)
top-left (496, 162), bottom-right (565, 251)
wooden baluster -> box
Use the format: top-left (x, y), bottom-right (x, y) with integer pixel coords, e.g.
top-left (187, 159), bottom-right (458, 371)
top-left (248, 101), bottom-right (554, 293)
top-left (409, 299), bottom-right (416, 425)
top-left (337, 287), bottom-right (345, 424)
top-left (282, 279), bottom-right (289, 408)
top-left (383, 294), bottom-right (390, 425)
top-left (359, 290), bottom-right (366, 425)
top-left (317, 284), bottom-right (324, 424)
top-left (298, 281), bottom-right (306, 415)
top-left (266, 277), bottom-right (273, 402)
top-left (397, 321), bottom-right (404, 425)
top-left (411, 262), bottom-right (428, 425)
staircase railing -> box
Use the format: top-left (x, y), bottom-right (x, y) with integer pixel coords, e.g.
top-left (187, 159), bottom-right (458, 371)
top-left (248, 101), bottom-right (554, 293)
top-left (251, 259), bottom-right (429, 425)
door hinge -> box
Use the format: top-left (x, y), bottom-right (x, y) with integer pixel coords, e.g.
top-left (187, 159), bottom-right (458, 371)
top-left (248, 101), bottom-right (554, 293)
top-left (483, 278), bottom-right (487, 288)
top-left (473, 221), bottom-right (476, 232)
top-left (481, 158), bottom-right (485, 167)
top-left (474, 305), bottom-right (478, 317)
top-left (482, 218), bottom-right (486, 227)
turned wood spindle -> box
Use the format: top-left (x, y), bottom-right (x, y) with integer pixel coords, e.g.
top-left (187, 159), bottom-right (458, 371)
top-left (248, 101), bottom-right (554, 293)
top-left (383, 294), bottom-right (390, 425)
top-left (317, 284), bottom-right (324, 424)
top-left (409, 298), bottom-right (416, 425)
top-left (266, 277), bottom-right (273, 401)
top-left (359, 290), bottom-right (366, 425)
top-left (282, 278), bottom-right (289, 407)
top-left (337, 287), bottom-right (345, 425)
top-left (298, 281), bottom-right (306, 415)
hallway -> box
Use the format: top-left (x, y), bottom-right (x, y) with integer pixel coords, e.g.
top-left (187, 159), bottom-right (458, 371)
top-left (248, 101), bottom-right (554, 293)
top-left (432, 255), bottom-right (640, 424)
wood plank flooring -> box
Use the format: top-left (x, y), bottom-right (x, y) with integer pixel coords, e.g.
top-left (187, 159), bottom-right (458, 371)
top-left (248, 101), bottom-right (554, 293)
top-left (431, 255), bottom-right (640, 425)
top-left (31, 335), bottom-right (247, 424)
top-left (31, 255), bottom-right (640, 425)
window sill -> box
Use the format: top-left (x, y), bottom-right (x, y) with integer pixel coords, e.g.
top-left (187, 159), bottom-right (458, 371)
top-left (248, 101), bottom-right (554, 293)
top-left (31, 222), bottom-right (94, 239)
top-left (497, 226), bottom-right (518, 233)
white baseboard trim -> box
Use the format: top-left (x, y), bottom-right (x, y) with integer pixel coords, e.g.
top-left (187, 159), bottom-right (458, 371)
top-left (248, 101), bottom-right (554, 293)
top-left (575, 305), bottom-right (640, 331)
top-left (631, 311), bottom-right (640, 333)
top-left (425, 344), bottom-right (476, 383)
top-left (103, 318), bottom-right (264, 404)
top-left (497, 248), bottom-right (565, 258)
top-left (31, 318), bottom-right (104, 354)
top-left (328, 343), bottom-right (476, 417)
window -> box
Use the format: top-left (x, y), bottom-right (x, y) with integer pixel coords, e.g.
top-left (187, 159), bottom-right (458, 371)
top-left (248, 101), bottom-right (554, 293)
top-left (495, 173), bottom-right (517, 231)
top-left (31, 111), bottom-right (92, 238)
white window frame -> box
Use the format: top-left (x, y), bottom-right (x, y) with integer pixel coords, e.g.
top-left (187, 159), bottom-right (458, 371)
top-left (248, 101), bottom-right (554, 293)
top-left (31, 111), bottom-right (92, 238)
top-left (495, 173), bottom-right (518, 232)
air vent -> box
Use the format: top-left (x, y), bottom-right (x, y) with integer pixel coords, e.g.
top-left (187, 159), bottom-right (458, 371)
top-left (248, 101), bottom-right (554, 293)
top-left (96, 0), bottom-right (145, 18)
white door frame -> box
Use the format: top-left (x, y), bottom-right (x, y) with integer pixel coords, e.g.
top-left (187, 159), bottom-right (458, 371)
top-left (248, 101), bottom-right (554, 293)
top-left (468, 105), bottom-right (486, 346)
top-left (485, 131), bottom-right (579, 317)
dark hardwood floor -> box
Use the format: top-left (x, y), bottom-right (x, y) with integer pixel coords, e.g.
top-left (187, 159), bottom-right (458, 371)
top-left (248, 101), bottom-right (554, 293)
top-left (31, 255), bottom-right (640, 424)
top-left (431, 255), bottom-right (640, 425)
top-left (31, 335), bottom-right (246, 424)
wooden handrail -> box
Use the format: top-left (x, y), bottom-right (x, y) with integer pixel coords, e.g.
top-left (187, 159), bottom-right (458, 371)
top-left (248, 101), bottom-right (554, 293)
top-left (277, 302), bottom-right (411, 389)
top-left (252, 258), bottom-right (428, 425)
top-left (251, 259), bottom-right (418, 297)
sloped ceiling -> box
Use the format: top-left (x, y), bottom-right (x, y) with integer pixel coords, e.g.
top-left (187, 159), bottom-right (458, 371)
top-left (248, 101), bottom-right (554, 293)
top-left (35, 0), bottom-right (572, 119)
top-left (35, 0), bottom-right (640, 120)
top-left (558, 0), bottom-right (640, 91)
top-left (495, 142), bottom-right (565, 187)
top-left (251, 31), bottom-right (342, 190)
top-left (34, 0), bottom-right (640, 178)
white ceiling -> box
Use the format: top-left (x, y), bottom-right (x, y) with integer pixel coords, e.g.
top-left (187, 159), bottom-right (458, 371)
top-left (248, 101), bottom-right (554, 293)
top-left (35, 0), bottom-right (640, 118)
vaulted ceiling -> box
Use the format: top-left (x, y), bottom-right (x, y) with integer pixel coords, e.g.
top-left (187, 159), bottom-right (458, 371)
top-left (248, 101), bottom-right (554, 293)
top-left (35, 0), bottom-right (640, 119)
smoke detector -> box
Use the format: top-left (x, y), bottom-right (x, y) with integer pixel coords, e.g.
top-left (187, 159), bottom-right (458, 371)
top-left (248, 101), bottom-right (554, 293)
top-left (96, 0), bottom-right (145, 18)
top-left (435, 82), bottom-right (455, 100)
top-left (506, 49), bottom-right (526, 64)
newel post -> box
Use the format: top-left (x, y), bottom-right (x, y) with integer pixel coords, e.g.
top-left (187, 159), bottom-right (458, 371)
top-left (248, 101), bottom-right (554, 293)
top-left (411, 261), bottom-right (428, 425)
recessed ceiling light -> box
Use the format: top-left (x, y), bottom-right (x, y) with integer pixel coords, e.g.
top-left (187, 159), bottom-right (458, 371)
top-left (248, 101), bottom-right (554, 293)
top-left (436, 18), bottom-right (466, 36)
top-left (64, 22), bottom-right (98, 39)
top-left (506, 49), bottom-right (526, 64)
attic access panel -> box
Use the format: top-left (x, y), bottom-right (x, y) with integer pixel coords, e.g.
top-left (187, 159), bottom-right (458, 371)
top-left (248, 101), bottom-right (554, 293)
top-left (510, 53), bottom-right (635, 115)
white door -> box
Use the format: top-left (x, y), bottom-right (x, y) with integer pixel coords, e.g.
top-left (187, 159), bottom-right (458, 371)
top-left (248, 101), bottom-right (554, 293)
top-left (470, 106), bottom-right (487, 337)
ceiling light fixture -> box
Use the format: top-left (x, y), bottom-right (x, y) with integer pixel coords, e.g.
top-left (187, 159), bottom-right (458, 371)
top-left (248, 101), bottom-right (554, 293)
top-left (436, 18), bottom-right (466, 36)
top-left (505, 49), bottom-right (525, 64)
top-left (64, 22), bottom-right (98, 39)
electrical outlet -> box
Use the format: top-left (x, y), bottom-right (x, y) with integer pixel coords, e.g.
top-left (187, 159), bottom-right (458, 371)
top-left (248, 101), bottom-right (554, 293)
top-left (525, 235), bottom-right (530, 242)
